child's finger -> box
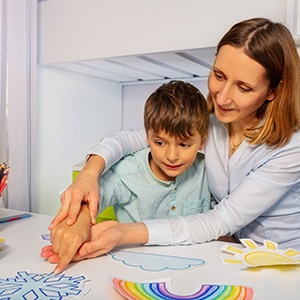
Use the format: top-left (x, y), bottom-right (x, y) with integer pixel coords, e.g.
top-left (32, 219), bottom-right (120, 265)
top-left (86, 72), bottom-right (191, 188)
top-left (48, 209), bottom-right (68, 230)
top-left (53, 248), bottom-right (75, 274)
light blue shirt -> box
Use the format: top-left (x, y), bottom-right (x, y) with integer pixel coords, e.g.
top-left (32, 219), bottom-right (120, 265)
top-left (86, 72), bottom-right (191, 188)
top-left (89, 115), bottom-right (300, 249)
top-left (98, 148), bottom-right (210, 223)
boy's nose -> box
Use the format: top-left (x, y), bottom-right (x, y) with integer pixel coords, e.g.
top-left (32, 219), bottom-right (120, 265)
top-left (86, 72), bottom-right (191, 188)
top-left (166, 147), bottom-right (179, 162)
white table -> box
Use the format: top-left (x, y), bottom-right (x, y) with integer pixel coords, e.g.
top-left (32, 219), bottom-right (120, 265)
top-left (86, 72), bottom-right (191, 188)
top-left (1, 208), bottom-right (300, 299)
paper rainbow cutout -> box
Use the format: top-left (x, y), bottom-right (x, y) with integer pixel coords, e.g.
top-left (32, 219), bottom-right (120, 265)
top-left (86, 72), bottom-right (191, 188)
top-left (112, 277), bottom-right (254, 300)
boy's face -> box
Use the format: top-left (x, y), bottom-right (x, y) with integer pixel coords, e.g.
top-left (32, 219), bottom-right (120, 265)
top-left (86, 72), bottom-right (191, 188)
top-left (146, 129), bottom-right (206, 181)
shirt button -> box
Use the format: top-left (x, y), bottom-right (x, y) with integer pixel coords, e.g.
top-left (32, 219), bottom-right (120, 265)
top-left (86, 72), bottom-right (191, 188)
top-left (171, 206), bottom-right (176, 211)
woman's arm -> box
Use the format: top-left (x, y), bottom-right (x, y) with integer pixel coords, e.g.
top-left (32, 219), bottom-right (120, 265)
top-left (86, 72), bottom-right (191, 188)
top-left (49, 128), bottom-right (148, 228)
top-left (49, 155), bottom-right (105, 228)
top-left (78, 221), bottom-right (149, 260)
top-left (156, 137), bottom-right (300, 247)
top-left (88, 128), bottom-right (147, 172)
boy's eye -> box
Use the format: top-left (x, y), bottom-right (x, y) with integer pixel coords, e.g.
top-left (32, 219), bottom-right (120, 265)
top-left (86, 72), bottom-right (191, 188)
top-left (180, 143), bottom-right (190, 148)
top-left (155, 141), bottom-right (165, 146)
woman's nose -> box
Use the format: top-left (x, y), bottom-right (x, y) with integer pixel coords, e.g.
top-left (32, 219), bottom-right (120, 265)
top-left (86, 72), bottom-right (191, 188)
top-left (216, 84), bottom-right (233, 105)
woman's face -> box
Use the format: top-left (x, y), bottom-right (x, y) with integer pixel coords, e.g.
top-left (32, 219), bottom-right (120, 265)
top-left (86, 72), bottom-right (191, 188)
top-left (208, 45), bottom-right (276, 128)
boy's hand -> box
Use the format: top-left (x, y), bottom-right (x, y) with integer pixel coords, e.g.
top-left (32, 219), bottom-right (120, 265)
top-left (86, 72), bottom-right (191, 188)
top-left (42, 204), bottom-right (91, 273)
top-left (42, 220), bottom-right (149, 273)
top-left (41, 220), bottom-right (120, 273)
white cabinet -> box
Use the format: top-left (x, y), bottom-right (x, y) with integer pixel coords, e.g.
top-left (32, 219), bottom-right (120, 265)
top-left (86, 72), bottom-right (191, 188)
top-left (38, 0), bottom-right (288, 65)
top-left (38, 0), bottom-right (290, 85)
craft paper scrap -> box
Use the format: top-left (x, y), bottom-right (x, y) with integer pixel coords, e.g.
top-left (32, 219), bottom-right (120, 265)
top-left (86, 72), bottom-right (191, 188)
top-left (108, 250), bottom-right (206, 271)
top-left (112, 277), bottom-right (255, 300)
top-left (221, 238), bottom-right (300, 267)
top-left (0, 271), bottom-right (90, 300)
top-left (41, 233), bottom-right (51, 241)
top-left (0, 238), bottom-right (5, 249)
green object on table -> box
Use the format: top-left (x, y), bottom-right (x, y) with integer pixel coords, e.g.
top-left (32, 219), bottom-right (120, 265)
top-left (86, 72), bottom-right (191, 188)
top-left (73, 169), bottom-right (117, 223)
top-left (96, 206), bottom-right (117, 223)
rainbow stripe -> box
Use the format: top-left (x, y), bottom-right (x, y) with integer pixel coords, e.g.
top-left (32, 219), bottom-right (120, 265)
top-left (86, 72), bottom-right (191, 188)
top-left (112, 277), bottom-right (254, 300)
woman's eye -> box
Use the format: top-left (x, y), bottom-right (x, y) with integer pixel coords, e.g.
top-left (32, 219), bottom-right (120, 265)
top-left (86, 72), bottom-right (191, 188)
top-left (213, 71), bottom-right (224, 80)
top-left (238, 85), bottom-right (252, 92)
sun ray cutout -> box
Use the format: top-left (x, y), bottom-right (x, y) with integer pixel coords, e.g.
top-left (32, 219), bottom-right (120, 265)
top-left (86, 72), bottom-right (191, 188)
top-left (221, 239), bottom-right (300, 267)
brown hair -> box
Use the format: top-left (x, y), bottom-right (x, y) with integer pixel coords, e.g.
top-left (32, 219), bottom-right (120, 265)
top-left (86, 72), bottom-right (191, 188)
top-left (144, 80), bottom-right (208, 139)
top-left (207, 18), bottom-right (300, 147)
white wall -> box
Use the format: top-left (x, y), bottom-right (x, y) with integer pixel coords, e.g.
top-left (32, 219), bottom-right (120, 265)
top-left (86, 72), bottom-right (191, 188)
top-left (122, 79), bottom-right (209, 130)
top-left (33, 67), bottom-right (121, 215)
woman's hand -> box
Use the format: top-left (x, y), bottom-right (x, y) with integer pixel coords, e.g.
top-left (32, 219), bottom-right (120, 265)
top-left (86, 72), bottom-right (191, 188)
top-left (49, 155), bottom-right (105, 230)
top-left (78, 221), bottom-right (149, 259)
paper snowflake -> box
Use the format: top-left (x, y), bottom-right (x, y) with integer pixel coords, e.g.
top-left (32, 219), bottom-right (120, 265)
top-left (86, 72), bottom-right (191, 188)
top-left (0, 271), bottom-right (89, 300)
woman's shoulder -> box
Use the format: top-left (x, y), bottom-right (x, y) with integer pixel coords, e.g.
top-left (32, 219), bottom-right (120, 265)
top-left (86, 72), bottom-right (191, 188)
top-left (276, 130), bottom-right (300, 152)
top-left (290, 130), bottom-right (300, 143)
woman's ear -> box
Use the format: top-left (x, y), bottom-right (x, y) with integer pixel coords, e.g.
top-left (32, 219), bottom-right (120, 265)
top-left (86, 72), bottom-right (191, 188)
top-left (266, 89), bottom-right (277, 101)
top-left (267, 81), bottom-right (282, 101)
top-left (199, 132), bottom-right (208, 151)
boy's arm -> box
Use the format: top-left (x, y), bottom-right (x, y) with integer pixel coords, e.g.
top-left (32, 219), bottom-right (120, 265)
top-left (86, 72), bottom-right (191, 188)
top-left (49, 155), bottom-right (104, 229)
top-left (41, 204), bottom-right (92, 273)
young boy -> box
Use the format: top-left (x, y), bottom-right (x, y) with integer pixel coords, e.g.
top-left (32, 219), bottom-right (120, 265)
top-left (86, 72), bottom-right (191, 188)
top-left (98, 80), bottom-right (210, 222)
top-left (42, 80), bottom-right (210, 272)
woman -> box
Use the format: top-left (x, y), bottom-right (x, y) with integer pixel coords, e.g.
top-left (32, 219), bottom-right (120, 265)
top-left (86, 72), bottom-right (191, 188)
top-left (44, 18), bottom-right (300, 273)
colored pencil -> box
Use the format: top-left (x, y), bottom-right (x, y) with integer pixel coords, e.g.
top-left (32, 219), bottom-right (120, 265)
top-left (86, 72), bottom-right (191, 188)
top-left (0, 162), bottom-right (9, 196)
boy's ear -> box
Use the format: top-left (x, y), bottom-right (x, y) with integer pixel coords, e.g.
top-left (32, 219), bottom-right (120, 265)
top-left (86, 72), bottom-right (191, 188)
top-left (146, 133), bottom-right (150, 145)
top-left (199, 132), bottom-right (208, 151)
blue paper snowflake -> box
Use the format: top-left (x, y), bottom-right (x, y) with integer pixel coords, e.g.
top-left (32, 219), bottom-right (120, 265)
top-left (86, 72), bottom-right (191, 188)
top-left (0, 271), bottom-right (88, 300)
top-left (41, 234), bottom-right (51, 242)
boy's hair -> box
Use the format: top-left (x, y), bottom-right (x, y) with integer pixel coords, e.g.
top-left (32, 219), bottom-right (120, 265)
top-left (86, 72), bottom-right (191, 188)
top-left (144, 80), bottom-right (208, 139)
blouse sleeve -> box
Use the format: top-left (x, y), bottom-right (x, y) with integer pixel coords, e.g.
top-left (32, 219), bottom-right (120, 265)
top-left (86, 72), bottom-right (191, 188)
top-left (87, 128), bottom-right (147, 172)
top-left (145, 135), bottom-right (300, 246)
top-left (144, 209), bottom-right (229, 245)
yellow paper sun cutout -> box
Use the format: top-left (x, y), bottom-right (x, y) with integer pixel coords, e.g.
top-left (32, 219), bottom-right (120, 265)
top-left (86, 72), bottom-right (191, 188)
top-left (221, 239), bottom-right (300, 267)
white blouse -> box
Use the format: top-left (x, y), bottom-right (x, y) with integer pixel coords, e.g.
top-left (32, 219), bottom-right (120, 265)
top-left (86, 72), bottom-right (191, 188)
top-left (89, 115), bottom-right (300, 250)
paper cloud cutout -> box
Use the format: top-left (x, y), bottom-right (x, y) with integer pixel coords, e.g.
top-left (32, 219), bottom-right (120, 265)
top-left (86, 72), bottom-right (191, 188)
top-left (108, 250), bottom-right (206, 271)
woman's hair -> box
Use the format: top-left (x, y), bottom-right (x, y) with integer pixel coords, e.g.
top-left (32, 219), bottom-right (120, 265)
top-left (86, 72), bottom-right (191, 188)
top-left (207, 17), bottom-right (300, 147)
top-left (144, 80), bottom-right (209, 139)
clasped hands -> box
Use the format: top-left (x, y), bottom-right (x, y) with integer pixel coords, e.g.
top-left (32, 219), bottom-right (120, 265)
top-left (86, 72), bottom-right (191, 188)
top-left (41, 161), bottom-right (148, 273)
top-left (40, 171), bottom-right (122, 274)
top-left (41, 203), bottom-right (122, 274)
